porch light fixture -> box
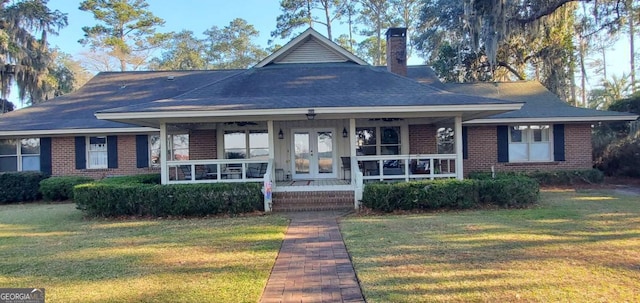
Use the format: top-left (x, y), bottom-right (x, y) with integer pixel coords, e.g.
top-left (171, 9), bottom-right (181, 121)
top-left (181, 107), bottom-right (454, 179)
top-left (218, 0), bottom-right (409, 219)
top-left (342, 127), bottom-right (348, 138)
top-left (306, 109), bottom-right (316, 120)
top-left (278, 129), bottom-right (284, 139)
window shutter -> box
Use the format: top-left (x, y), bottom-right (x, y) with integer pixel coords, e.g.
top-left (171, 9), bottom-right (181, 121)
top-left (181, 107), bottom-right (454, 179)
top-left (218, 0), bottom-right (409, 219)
top-left (497, 125), bottom-right (509, 163)
top-left (75, 136), bottom-right (86, 169)
top-left (136, 135), bottom-right (149, 168)
top-left (107, 135), bottom-right (118, 168)
top-left (462, 127), bottom-right (468, 160)
top-left (40, 137), bottom-right (52, 176)
top-left (553, 124), bottom-right (565, 161)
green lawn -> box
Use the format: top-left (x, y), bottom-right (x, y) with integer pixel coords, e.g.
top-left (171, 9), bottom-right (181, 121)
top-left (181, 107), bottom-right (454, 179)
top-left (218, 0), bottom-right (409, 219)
top-left (0, 203), bottom-right (288, 303)
top-left (341, 190), bottom-right (640, 302)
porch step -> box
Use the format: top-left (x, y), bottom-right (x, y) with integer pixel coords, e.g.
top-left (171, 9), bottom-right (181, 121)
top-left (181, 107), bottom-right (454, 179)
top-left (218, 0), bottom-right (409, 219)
top-left (272, 191), bottom-right (355, 212)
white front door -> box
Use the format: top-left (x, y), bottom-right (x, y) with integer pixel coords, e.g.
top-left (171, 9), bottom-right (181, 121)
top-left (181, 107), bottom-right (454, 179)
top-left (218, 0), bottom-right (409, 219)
top-left (292, 129), bottom-right (336, 179)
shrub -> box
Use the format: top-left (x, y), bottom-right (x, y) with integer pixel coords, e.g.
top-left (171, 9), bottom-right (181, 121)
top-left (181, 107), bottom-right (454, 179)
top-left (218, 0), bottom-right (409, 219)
top-left (0, 172), bottom-right (48, 203)
top-left (361, 178), bottom-right (538, 212)
top-left (98, 174), bottom-right (161, 185)
top-left (596, 136), bottom-right (640, 177)
top-left (478, 177), bottom-right (539, 207)
top-left (528, 169), bottom-right (604, 185)
top-left (469, 169), bottom-right (605, 185)
top-left (74, 182), bottom-right (262, 217)
top-left (39, 176), bottom-right (94, 201)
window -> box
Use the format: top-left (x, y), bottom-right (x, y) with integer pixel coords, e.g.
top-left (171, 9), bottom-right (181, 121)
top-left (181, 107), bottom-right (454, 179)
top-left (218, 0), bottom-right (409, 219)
top-left (508, 125), bottom-right (551, 162)
top-left (147, 134), bottom-right (189, 166)
top-left (224, 130), bottom-right (268, 159)
top-left (356, 126), bottom-right (401, 155)
top-left (88, 136), bottom-right (108, 169)
top-left (0, 138), bottom-right (40, 172)
top-left (437, 127), bottom-right (454, 154)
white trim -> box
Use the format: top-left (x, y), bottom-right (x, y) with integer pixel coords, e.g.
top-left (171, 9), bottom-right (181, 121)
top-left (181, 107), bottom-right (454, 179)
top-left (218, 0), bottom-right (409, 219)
top-left (290, 128), bottom-right (337, 179)
top-left (454, 116), bottom-right (463, 180)
top-left (160, 123), bottom-right (168, 184)
top-left (0, 127), bottom-right (158, 137)
top-left (254, 28), bottom-right (368, 67)
top-left (465, 115), bottom-right (639, 124)
top-left (95, 104), bottom-right (525, 120)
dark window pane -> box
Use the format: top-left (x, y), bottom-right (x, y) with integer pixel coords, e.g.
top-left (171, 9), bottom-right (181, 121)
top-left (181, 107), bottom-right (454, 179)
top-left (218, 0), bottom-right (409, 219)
top-left (381, 146), bottom-right (399, 155)
top-left (510, 127), bottom-right (523, 142)
top-left (89, 136), bottom-right (106, 145)
top-left (356, 146), bottom-right (376, 156)
top-left (0, 156), bottom-right (18, 172)
top-left (0, 139), bottom-right (17, 155)
top-left (381, 127), bottom-right (400, 144)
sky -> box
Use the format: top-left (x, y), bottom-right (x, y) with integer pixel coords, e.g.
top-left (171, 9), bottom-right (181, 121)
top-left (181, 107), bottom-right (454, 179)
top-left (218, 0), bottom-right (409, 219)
top-left (12, 1), bottom-right (635, 105)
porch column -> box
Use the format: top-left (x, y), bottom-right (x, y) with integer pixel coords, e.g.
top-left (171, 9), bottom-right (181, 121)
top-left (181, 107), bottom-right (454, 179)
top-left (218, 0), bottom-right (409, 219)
top-left (454, 116), bottom-right (464, 180)
top-left (267, 120), bottom-right (275, 171)
top-left (349, 118), bottom-right (357, 184)
top-left (349, 118), bottom-right (362, 209)
top-left (160, 122), bottom-right (168, 184)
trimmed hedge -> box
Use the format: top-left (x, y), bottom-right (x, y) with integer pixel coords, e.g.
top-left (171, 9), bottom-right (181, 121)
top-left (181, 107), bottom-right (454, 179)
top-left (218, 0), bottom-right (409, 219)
top-left (0, 172), bottom-right (48, 203)
top-left (98, 174), bottom-right (161, 185)
top-left (468, 169), bottom-right (605, 186)
top-left (39, 176), bottom-right (94, 201)
top-left (361, 178), bottom-right (539, 212)
top-left (74, 182), bottom-right (263, 217)
top-left (477, 177), bottom-right (540, 207)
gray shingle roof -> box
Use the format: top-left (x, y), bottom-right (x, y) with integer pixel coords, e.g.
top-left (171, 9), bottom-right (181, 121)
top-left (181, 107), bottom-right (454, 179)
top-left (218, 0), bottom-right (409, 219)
top-left (0, 70), bottom-right (241, 132)
top-left (443, 81), bottom-right (636, 121)
top-left (99, 63), bottom-right (516, 114)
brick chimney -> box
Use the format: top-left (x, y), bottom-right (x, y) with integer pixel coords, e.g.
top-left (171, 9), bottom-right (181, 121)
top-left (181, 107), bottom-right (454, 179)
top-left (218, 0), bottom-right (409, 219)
top-left (385, 28), bottom-right (407, 76)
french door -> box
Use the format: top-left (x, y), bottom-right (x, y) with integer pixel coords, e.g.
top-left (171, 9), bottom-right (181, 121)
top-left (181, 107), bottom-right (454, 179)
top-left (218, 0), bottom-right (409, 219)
top-left (292, 129), bottom-right (336, 179)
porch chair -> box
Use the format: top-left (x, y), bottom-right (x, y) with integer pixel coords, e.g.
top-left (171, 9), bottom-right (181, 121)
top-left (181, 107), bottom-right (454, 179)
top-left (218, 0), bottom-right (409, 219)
top-left (340, 157), bottom-right (351, 180)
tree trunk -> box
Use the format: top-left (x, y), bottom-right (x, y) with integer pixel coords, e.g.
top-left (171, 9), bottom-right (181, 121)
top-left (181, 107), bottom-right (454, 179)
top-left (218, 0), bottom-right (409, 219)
top-left (120, 59), bottom-right (127, 72)
top-left (579, 36), bottom-right (587, 107)
top-left (377, 17), bottom-right (382, 65)
top-left (324, 1), bottom-right (332, 40)
top-left (630, 5), bottom-right (636, 93)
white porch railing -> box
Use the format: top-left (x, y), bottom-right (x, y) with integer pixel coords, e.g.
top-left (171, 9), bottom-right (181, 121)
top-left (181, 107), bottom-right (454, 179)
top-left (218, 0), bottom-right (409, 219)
top-left (355, 154), bottom-right (457, 182)
top-left (166, 159), bottom-right (270, 184)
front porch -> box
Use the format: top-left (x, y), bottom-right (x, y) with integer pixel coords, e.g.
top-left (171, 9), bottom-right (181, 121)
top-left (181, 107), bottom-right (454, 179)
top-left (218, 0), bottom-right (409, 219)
top-left (155, 115), bottom-right (467, 211)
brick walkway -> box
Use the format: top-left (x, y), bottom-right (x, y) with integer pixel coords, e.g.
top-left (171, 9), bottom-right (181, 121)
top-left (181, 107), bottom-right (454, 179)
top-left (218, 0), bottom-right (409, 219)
top-left (260, 211), bottom-right (365, 303)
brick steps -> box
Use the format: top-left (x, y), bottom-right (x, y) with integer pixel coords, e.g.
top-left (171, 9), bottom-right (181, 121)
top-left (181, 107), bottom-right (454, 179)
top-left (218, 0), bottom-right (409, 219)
top-left (272, 191), bottom-right (355, 212)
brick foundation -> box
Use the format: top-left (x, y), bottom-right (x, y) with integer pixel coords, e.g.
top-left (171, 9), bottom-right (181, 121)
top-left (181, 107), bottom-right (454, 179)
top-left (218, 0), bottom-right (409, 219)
top-left (272, 191), bottom-right (354, 211)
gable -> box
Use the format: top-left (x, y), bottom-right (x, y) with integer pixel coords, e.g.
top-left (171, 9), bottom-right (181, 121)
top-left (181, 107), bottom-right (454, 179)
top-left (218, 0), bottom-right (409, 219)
top-left (255, 28), bottom-right (367, 67)
top-left (275, 37), bottom-right (347, 64)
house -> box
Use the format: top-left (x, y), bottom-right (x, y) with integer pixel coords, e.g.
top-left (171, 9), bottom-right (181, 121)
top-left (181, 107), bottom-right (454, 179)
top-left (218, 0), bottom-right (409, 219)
top-left (0, 28), bottom-right (636, 211)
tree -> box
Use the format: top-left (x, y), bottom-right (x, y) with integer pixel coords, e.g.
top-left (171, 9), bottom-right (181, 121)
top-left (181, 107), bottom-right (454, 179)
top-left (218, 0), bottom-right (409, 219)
top-left (204, 18), bottom-right (268, 69)
top-left (48, 50), bottom-right (92, 96)
top-left (78, 0), bottom-right (169, 71)
top-left (272, 0), bottom-right (347, 40)
top-left (0, 0), bottom-right (67, 104)
top-left (357, 0), bottom-right (392, 65)
top-left (149, 30), bottom-right (206, 70)
top-left (388, 0), bottom-right (422, 56)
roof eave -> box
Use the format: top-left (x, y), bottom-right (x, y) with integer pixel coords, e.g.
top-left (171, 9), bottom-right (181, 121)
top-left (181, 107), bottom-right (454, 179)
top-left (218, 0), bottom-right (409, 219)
top-left (464, 115), bottom-right (639, 124)
top-left (0, 127), bottom-right (159, 138)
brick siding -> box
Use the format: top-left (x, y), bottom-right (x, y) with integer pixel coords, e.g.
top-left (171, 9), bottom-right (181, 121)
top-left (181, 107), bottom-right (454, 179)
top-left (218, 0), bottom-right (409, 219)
top-left (189, 130), bottom-right (217, 160)
top-left (409, 124), bottom-right (437, 154)
top-left (463, 124), bottom-right (593, 175)
top-left (51, 135), bottom-right (158, 179)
